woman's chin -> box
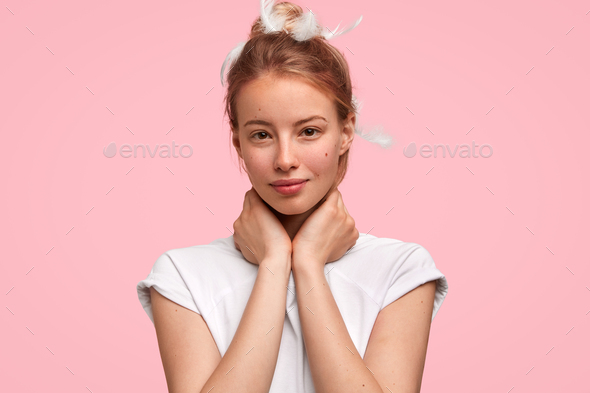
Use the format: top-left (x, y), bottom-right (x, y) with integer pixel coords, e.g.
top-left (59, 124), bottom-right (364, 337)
top-left (265, 198), bottom-right (316, 216)
top-left (268, 203), bottom-right (308, 216)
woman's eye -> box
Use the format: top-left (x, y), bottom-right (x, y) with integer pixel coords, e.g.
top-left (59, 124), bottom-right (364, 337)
top-left (253, 129), bottom-right (318, 140)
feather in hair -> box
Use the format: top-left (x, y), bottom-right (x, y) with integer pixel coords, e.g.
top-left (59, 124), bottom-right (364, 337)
top-left (322, 15), bottom-right (363, 40)
top-left (220, 41), bottom-right (246, 87)
top-left (260, 0), bottom-right (287, 34)
top-left (220, 0), bottom-right (395, 149)
top-left (290, 10), bottom-right (322, 41)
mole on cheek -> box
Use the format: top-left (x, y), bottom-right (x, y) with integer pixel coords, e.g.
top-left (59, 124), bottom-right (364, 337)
top-left (325, 152), bottom-right (328, 157)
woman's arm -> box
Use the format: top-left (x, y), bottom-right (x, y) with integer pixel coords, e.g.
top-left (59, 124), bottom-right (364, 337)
top-left (293, 260), bottom-right (384, 393)
top-left (293, 259), bottom-right (436, 393)
top-left (151, 286), bottom-right (222, 393)
top-left (289, 188), bottom-right (374, 391)
top-left (198, 253), bottom-right (292, 393)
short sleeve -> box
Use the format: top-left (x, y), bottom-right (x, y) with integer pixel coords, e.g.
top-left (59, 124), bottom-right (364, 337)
top-left (137, 252), bottom-right (200, 324)
top-left (381, 245), bottom-right (449, 321)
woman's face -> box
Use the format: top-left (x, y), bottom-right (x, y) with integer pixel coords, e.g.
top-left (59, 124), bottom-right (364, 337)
top-left (232, 75), bottom-right (355, 215)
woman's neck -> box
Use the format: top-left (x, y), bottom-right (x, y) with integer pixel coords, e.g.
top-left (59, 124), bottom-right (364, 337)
top-left (267, 200), bottom-right (322, 241)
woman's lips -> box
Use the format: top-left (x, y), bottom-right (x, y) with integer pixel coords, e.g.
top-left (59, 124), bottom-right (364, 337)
top-left (271, 180), bottom-right (308, 195)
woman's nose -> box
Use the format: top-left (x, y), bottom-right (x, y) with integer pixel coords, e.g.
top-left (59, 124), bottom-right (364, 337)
top-left (275, 140), bottom-right (299, 171)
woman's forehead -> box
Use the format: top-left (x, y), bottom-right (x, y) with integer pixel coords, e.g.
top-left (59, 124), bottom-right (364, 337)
top-left (237, 77), bottom-right (336, 127)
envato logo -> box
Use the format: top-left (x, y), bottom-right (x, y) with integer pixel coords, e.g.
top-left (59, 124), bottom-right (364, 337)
top-left (103, 141), bottom-right (193, 158)
top-left (403, 141), bottom-right (493, 158)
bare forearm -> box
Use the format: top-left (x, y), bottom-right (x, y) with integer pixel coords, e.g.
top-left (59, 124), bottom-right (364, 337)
top-left (200, 255), bottom-right (291, 393)
top-left (293, 262), bottom-right (383, 393)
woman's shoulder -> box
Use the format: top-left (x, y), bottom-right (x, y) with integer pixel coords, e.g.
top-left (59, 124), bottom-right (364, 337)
top-left (341, 233), bottom-right (438, 282)
top-left (164, 235), bottom-right (241, 261)
top-left (341, 233), bottom-right (447, 315)
top-left (146, 234), bottom-right (257, 298)
top-left (157, 234), bottom-right (256, 279)
top-left (137, 235), bottom-right (252, 322)
top-left (352, 233), bottom-right (430, 259)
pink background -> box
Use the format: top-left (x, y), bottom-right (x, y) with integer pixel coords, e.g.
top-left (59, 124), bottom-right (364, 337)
top-left (2, 0), bottom-right (589, 391)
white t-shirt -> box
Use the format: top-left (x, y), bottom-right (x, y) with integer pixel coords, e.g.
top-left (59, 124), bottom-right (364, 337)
top-left (137, 233), bottom-right (449, 392)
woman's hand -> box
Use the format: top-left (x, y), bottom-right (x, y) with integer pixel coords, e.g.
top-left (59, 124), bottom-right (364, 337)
top-left (233, 187), bottom-right (292, 265)
top-left (291, 188), bottom-right (359, 272)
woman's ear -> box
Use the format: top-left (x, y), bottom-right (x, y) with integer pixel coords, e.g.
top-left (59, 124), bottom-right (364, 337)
top-left (231, 128), bottom-right (243, 160)
top-left (339, 112), bottom-right (356, 155)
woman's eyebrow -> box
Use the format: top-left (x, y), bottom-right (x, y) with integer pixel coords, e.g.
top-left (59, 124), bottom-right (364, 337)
top-left (243, 115), bottom-right (328, 128)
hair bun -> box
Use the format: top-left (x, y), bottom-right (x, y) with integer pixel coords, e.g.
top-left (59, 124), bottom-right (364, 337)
top-left (250, 2), bottom-right (304, 39)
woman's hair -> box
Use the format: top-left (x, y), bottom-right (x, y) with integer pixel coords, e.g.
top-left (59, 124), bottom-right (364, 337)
top-left (223, 1), bottom-right (357, 189)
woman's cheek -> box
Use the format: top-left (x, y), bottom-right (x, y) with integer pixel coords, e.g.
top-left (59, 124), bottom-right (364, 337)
top-left (247, 156), bottom-right (267, 179)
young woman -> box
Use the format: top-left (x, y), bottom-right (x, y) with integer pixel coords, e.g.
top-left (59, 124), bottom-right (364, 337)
top-left (137, 2), bottom-right (449, 392)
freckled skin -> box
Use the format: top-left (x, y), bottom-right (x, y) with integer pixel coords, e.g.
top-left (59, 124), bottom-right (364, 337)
top-left (232, 75), bottom-right (356, 217)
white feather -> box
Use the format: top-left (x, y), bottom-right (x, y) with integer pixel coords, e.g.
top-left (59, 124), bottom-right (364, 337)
top-left (260, 0), bottom-right (288, 34)
top-left (267, 11), bottom-right (287, 33)
top-left (352, 94), bottom-right (363, 113)
top-left (259, 0), bottom-right (275, 33)
top-left (291, 11), bottom-right (322, 41)
top-left (220, 41), bottom-right (246, 87)
top-left (355, 124), bottom-right (395, 149)
top-left (352, 94), bottom-right (395, 149)
top-left (221, 2), bottom-right (394, 149)
top-left (322, 15), bottom-right (363, 40)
